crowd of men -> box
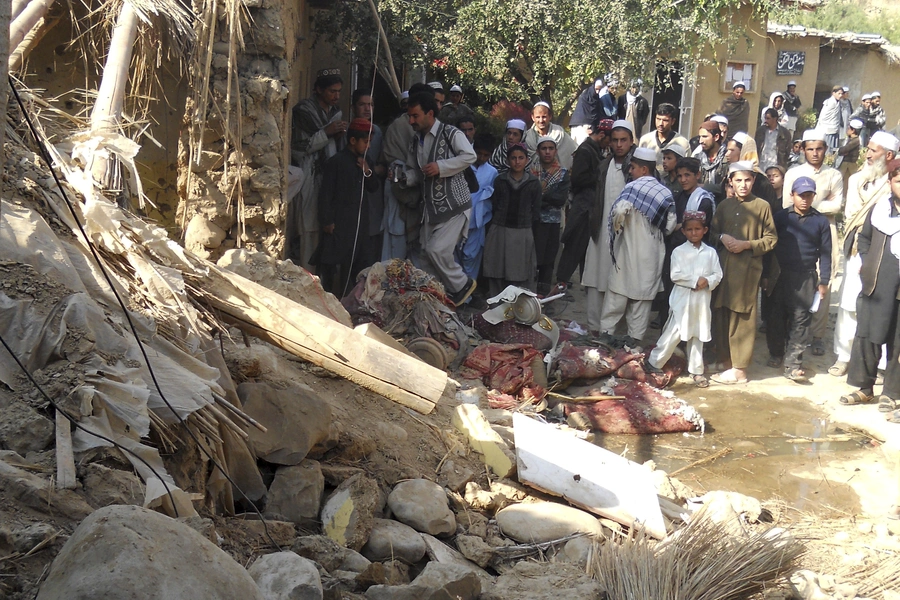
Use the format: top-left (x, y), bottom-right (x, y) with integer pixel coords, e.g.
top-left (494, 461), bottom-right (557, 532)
top-left (289, 68), bottom-right (900, 409)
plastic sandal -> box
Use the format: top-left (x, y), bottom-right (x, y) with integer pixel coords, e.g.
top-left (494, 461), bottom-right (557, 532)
top-left (693, 374), bottom-right (709, 388)
top-left (839, 390), bottom-right (874, 405)
top-left (878, 396), bottom-right (898, 413)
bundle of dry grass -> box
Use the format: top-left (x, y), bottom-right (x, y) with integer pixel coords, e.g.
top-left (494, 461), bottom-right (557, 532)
top-left (588, 517), bottom-right (805, 599)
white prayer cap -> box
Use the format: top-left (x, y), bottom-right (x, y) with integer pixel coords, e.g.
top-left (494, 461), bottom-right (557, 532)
top-left (533, 101), bottom-right (552, 111)
top-left (728, 160), bottom-right (755, 174)
top-left (400, 91), bottom-right (409, 99)
top-left (611, 119), bottom-right (635, 135)
top-left (872, 91), bottom-right (882, 97)
top-left (787, 80), bottom-right (797, 86)
top-left (594, 78), bottom-right (604, 87)
top-left (732, 131), bottom-right (750, 145)
top-left (632, 147), bottom-right (657, 162)
top-left (662, 143), bottom-right (687, 158)
top-left (536, 135), bottom-right (557, 147)
top-left (732, 81), bottom-right (747, 89)
top-left (506, 119), bottom-right (527, 131)
top-left (711, 115), bottom-right (729, 125)
top-left (802, 129), bottom-right (826, 142)
top-left (849, 118), bottom-right (864, 130)
top-left (842, 86), bottom-right (850, 92)
top-left (450, 85), bottom-right (463, 93)
top-left (862, 93), bottom-right (872, 100)
top-left (871, 131), bottom-right (900, 153)
top-left (427, 81), bottom-right (444, 91)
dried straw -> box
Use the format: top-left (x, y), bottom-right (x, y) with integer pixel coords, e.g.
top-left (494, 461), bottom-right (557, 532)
top-left (589, 517), bottom-right (805, 599)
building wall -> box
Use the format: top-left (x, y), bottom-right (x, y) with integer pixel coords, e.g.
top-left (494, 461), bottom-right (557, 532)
top-left (692, 3), bottom-right (770, 137)
top-left (860, 50), bottom-right (900, 131)
top-left (760, 34), bottom-right (821, 124)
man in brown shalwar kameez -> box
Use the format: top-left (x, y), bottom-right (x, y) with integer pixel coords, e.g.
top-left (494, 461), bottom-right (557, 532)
top-left (709, 161), bottom-right (778, 384)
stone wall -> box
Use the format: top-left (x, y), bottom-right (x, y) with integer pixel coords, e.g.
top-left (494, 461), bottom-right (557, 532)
top-left (177, 0), bottom-right (306, 261)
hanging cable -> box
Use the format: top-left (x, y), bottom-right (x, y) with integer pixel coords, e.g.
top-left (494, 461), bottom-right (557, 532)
top-left (8, 77), bottom-right (281, 550)
top-left (340, 31), bottom-right (382, 298)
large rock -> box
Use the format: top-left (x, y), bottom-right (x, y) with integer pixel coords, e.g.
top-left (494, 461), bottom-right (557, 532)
top-left (365, 562), bottom-right (479, 600)
top-left (248, 551), bottom-right (323, 600)
top-left (496, 502), bottom-right (605, 543)
top-left (239, 382), bottom-right (335, 465)
top-left (79, 463), bottom-right (144, 508)
top-left (0, 394), bottom-right (54, 454)
top-left (292, 535), bottom-right (371, 573)
top-left (266, 460), bottom-right (324, 525)
top-left (481, 561), bottom-right (603, 599)
top-left (387, 479), bottom-right (455, 536)
top-left (320, 474), bottom-right (381, 551)
top-left (361, 519), bottom-right (426, 564)
top-left (36, 505), bottom-right (264, 600)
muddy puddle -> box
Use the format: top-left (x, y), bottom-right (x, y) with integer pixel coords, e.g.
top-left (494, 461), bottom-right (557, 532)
top-left (577, 386), bottom-right (880, 516)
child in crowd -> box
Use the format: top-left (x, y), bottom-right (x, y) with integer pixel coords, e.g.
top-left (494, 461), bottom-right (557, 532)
top-left (660, 144), bottom-right (687, 194)
top-left (766, 165), bottom-right (785, 205)
top-left (315, 119), bottom-right (380, 296)
top-left (763, 176), bottom-right (831, 382)
top-left (482, 143), bottom-right (543, 296)
top-left (647, 211), bottom-right (722, 387)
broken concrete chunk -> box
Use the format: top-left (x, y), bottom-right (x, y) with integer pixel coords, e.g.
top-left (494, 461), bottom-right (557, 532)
top-left (463, 482), bottom-right (509, 513)
top-left (496, 502), bottom-right (605, 543)
top-left (239, 382), bottom-right (334, 465)
top-left (36, 505), bottom-right (264, 600)
top-left (451, 404), bottom-right (516, 478)
top-left (0, 394), bottom-right (54, 454)
top-left (79, 463), bottom-right (144, 508)
top-left (361, 519), bottom-right (427, 564)
top-left (248, 551), bottom-right (323, 600)
top-left (292, 535), bottom-right (370, 573)
top-left (320, 474), bottom-right (381, 551)
top-left (454, 534), bottom-right (495, 568)
top-left (411, 562), bottom-right (480, 599)
top-left (387, 479), bottom-right (456, 537)
top-left (265, 460), bottom-right (324, 525)
top-left (438, 459), bottom-right (475, 493)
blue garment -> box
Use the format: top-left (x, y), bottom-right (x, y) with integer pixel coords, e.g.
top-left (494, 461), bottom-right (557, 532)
top-left (769, 205), bottom-right (832, 285)
top-left (457, 162), bottom-right (499, 279)
top-left (599, 91), bottom-right (617, 118)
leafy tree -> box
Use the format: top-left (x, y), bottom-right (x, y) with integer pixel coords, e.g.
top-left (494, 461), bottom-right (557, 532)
top-left (313, 0), bottom-right (781, 117)
top-left (772, 0), bottom-right (900, 45)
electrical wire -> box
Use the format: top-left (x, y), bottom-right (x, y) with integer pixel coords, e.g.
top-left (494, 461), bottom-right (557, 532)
top-left (8, 77), bottom-right (281, 550)
top-left (0, 332), bottom-right (182, 514)
top-left (340, 32), bottom-right (382, 298)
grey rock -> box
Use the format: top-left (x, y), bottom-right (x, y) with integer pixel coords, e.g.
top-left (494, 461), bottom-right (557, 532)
top-left (496, 502), bottom-right (604, 543)
top-left (239, 382), bottom-right (334, 465)
top-left (248, 551), bottom-right (323, 600)
top-left (0, 394), bottom-right (54, 454)
top-left (0, 522), bottom-right (57, 554)
top-left (292, 535), bottom-right (371, 573)
top-left (36, 505), bottom-right (264, 600)
top-left (454, 534), bottom-right (494, 568)
top-left (320, 474), bottom-right (381, 551)
top-left (387, 480), bottom-right (455, 536)
top-left (411, 562), bottom-right (480, 599)
top-left (361, 519), bottom-right (427, 564)
top-left (266, 460), bottom-right (324, 525)
top-left (79, 463), bottom-right (144, 508)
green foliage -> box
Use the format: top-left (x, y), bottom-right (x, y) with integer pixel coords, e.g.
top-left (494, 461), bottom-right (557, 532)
top-left (313, 0), bottom-right (782, 117)
top-left (771, 0), bottom-right (900, 45)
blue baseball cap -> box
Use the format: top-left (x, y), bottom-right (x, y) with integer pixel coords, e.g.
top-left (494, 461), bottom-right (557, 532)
top-left (792, 176), bottom-right (817, 195)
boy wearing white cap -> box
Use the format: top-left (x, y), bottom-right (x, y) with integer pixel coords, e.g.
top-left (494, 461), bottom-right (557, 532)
top-left (660, 143), bottom-right (687, 194)
top-left (438, 85), bottom-right (475, 127)
top-left (598, 146), bottom-right (676, 341)
top-left (782, 128), bottom-right (845, 355)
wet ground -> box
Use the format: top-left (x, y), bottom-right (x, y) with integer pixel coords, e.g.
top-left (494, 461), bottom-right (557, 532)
top-left (541, 282), bottom-right (900, 519)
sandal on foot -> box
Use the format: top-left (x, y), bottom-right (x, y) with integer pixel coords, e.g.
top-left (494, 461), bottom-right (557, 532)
top-left (839, 390), bottom-right (874, 405)
top-left (878, 396), bottom-right (898, 412)
top-left (767, 355), bottom-right (783, 368)
top-left (887, 409), bottom-right (900, 424)
top-left (693, 374), bottom-right (709, 388)
top-left (828, 361), bottom-right (848, 377)
top-left (784, 368), bottom-right (808, 383)
top-left (811, 338), bottom-right (826, 356)
top-left (711, 369), bottom-right (748, 385)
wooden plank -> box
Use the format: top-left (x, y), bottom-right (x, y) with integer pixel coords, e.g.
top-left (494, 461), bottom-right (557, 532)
top-left (354, 323), bottom-right (418, 359)
top-left (512, 413), bottom-right (666, 539)
top-left (209, 267), bottom-right (447, 400)
top-left (195, 266), bottom-right (447, 413)
top-left (452, 404), bottom-right (516, 478)
top-left (55, 411), bottom-right (76, 490)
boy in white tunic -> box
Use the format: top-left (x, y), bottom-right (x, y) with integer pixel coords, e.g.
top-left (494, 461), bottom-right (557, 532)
top-left (647, 211), bottom-right (723, 387)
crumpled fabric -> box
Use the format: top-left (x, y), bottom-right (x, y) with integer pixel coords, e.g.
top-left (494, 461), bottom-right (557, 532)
top-left (459, 343), bottom-right (545, 397)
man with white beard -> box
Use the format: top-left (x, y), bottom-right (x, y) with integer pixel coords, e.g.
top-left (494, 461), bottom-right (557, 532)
top-left (832, 131), bottom-right (899, 379)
